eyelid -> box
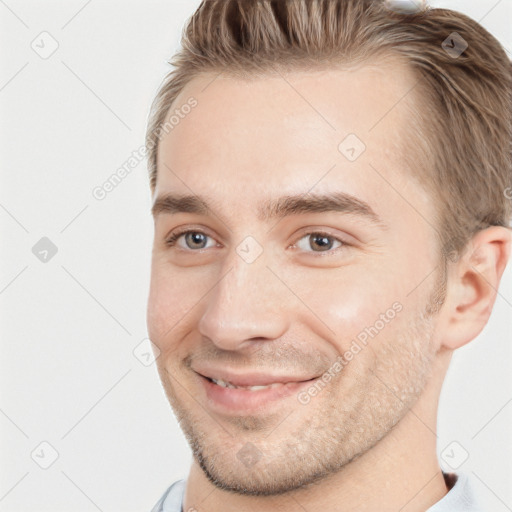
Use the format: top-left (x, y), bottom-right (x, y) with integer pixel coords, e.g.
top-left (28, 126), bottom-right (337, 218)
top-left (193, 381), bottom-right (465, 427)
top-left (165, 226), bottom-right (220, 251)
top-left (289, 228), bottom-right (354, 256)
top-left (165, 226), bottom-right (354, 256)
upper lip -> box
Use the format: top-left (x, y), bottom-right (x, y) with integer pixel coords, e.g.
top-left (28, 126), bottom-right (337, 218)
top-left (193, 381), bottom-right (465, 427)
top-left (193, 366), bottom-right (319, 387)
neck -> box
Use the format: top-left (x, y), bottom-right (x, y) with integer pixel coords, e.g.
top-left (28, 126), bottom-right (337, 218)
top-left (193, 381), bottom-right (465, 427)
top-left (183, 349), bottom-right (452, 512)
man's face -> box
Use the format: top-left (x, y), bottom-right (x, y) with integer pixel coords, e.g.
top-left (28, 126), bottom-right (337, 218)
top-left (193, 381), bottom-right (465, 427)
top-left (147, 60), bottom-right (446, 495)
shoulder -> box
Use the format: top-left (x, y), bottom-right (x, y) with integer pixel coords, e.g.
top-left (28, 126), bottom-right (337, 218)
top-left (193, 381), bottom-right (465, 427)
top-left (427, 472), bottom-right (486, 512)
top-left (149, 479), bottom-right (187, 512)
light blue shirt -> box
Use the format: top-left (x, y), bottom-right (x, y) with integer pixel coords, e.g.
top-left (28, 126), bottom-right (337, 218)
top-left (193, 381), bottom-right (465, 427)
top-left (150, 472), bottom-right (484, 512)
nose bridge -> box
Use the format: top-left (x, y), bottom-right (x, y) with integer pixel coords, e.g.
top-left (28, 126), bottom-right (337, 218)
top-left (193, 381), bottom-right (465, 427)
top-left (198, 246), bottom-right (288, 350)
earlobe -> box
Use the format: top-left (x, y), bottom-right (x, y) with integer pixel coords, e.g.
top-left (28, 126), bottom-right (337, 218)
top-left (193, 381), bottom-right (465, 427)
top-left (439, 226), bottom-right (512, 351)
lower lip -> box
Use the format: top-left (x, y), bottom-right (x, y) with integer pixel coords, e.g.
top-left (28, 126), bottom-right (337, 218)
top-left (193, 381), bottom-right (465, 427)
top-left (197, 373), bottom-right (318, 414)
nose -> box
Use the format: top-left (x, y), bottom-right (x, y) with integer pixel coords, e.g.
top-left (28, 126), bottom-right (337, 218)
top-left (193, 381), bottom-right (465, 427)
top-left (197, 250), bottom-right (290, 352)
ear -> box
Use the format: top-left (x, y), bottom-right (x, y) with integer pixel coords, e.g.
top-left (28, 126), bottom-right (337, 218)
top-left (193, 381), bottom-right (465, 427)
top-left (438, 226), bottom-right (512, 350)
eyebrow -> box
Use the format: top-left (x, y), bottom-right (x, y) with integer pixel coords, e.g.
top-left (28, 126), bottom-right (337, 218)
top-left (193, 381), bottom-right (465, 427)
top-left (151, 191), bottom-right (388, 229)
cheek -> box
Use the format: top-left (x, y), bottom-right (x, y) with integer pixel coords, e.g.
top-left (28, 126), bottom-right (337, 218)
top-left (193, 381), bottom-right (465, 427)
top-left (146, 263), bottom-right (197, 347)
top-left (295, 266), bottom-right (401, 326)
top-left (288, 262), bottom-right (412, 368)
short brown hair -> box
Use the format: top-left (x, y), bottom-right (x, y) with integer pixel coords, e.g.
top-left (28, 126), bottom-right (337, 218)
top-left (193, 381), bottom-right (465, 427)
top-left (145, 0), bottom-right (512, 262)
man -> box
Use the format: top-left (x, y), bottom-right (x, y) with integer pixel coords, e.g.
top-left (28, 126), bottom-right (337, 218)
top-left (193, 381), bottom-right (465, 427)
top-left (145, 0), bottom-right (512, 510)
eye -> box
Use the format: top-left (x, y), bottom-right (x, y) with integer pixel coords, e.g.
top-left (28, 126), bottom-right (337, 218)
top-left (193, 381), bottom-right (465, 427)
top-left (292, 231), bottom-right (349, 255)
top-left (164, 228), bottom-right (351, 255)
top-left (165, 230), bottom-right (217, 251)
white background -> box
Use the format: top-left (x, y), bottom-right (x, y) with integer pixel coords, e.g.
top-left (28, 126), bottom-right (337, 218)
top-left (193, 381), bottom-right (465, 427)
top-left (0, 1), bottom-right (511, 510)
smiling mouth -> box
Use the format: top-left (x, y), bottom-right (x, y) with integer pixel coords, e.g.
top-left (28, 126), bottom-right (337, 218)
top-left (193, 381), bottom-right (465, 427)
top-left (204, 375), bottom-right (318, 391)
top-left (197, 372), bottom-right (322, 414)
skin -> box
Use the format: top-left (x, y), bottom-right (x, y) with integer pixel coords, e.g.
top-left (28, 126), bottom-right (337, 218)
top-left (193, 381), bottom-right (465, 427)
top-left (147, 58), bottom-right (511, 512)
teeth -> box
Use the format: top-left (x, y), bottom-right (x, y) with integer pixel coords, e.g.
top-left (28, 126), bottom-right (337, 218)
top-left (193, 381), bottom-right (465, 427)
top-left (211, 378), bottom-right (284, 391)
top-left (211, 378), bottom-right (236, 389)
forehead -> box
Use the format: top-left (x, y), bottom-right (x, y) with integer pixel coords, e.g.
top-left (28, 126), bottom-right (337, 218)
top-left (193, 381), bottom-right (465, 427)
top-left (155, 58), bottom-right (427, 221)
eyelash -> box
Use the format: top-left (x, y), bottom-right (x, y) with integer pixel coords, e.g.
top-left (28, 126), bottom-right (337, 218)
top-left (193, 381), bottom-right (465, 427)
top-left (164, 229), bottom-right (352, 256)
